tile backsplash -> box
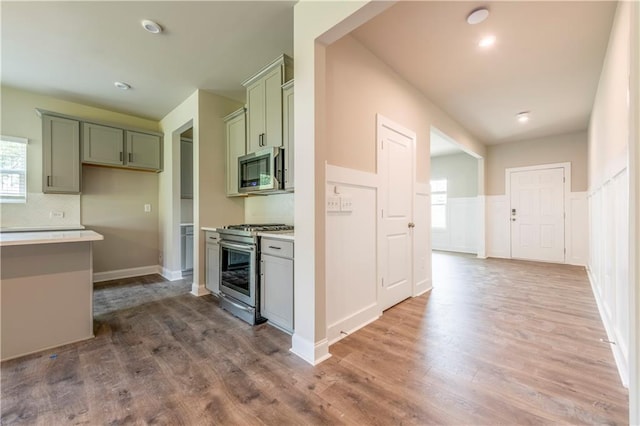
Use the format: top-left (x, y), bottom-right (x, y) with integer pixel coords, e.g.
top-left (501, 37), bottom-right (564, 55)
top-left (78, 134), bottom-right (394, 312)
top-left (0, 192), bottom-right (81, 228)
top-left (244, 193), bottom-right (294, 225)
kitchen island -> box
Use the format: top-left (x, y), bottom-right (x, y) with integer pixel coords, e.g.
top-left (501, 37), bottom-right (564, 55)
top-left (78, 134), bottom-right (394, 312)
top-left (0, 230), bottom-right (103, 361)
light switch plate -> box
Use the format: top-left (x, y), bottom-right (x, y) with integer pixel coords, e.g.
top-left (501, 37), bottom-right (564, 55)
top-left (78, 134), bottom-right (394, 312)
top-left (327, 196), bottom-right (340, 212)
top-left (144, 204), bottom-right (152, 213)
top-left (340, 196), bottom-right (353, 212)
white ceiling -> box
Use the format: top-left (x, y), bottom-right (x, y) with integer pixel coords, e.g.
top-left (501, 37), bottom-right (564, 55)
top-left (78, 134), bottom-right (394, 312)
top-left (352, 1), bottom-right (616, 145)
top-left (1, 1), bottom-right (295, 121)
top-left (2, 1), bottom-right (616, 146)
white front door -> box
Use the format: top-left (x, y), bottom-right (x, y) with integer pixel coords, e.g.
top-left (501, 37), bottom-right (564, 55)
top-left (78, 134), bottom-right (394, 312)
top-left (378, 116), bottom-right (415, 311)
top-left (510, 167), bottom-right (565, 263)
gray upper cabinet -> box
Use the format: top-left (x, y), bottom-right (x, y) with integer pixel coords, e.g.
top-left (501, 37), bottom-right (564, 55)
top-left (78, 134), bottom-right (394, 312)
top-left (42, 115), bottom-right (80, 193)
top-left (77, 117), bottom-right (162, 172)
top-left (126, 131), bottom-right (162, 171)
top-left (224, 108), bottom-right (246, 196)
top-left (181, 138), bottom-right (193, 199)
top-left (243, 54), bottom-right (293, 154)
top-left (282, 80), bottom-right (294, 190)
top-left (82, 123), bottom-right (124, 166)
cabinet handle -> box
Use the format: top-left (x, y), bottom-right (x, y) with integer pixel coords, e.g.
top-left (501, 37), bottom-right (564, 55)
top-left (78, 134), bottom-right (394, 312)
top-left (119, 152), bottom-right (123, 162)
top-left (259, 133), bottom-right (263, 147)
top-left (47, 175), bottom-right (52, 186)
top-left (268, 245), bottom-right (282, 250)
top-left (128, 153), bottom-right (133, 162)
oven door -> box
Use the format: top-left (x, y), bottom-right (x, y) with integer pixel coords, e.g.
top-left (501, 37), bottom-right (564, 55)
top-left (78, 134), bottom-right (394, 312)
top-left (219, 241), bottom-right (256, 307)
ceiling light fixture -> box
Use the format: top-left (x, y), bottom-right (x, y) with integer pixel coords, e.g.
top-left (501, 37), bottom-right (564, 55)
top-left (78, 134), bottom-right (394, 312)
top-left (516, 111), bottom-right (530, 123)
top-left (479, 35), bottom-right (496, 48)
top-left (114, 81), bottom-right (131, 90)
top-left (141, 19), bottom-right (163, 34)
top-left (467, 7), bottom-right (489, 25)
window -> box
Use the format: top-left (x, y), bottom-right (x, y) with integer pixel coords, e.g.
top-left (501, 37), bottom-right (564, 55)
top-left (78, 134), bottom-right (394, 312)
top-left (0, 136), bottom-right (28, 203)
top-left (431, 179), bottom-right (447, 229)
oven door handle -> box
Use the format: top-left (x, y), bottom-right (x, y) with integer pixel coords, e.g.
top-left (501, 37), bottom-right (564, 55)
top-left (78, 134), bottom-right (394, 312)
top-left (219, 241), bottom-right (255, 252)
top-left (219, 293), bottom-right (255, 312)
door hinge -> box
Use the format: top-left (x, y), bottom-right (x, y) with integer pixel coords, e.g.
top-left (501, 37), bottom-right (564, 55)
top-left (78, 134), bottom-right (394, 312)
top-left (381, 139), bottom-right (384, 149)
top-left (381, 209), bottom-right (384, 218)
top-left (381, 277), bottom-right (384, 287)
top-left (563, 177), bottom-right (566, 183)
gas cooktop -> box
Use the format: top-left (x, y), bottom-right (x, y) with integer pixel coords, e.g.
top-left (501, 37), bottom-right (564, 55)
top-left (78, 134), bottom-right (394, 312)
top-left (221, 224), bottom-right (294, 233)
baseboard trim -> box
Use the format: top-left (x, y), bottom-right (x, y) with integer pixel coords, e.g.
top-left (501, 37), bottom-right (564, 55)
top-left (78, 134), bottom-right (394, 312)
top-left (190, 282), bottom-right (211, 297)
top-left (290, 334), bottom-right (331, 365)
top-left (93, 265), bottom-right (161, 283)
top-left (414, 278), bottom-right (432, 297)
top-left (161, 267), bottom-right (183, 282)
top-left (327, 302), bottom-right (380, 345)
top-left (586, 266), bottom-right (629, 388)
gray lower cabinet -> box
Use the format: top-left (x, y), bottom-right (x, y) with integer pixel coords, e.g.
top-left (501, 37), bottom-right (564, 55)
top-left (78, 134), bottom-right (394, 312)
top-left (205, 231), bottom-right (220, 295)
top-left (42, 115), bottom-right (80, 193)
top-left (181, 225), bottom-right (194, 272)
top-left (260, 237), bottom-right (294, 333)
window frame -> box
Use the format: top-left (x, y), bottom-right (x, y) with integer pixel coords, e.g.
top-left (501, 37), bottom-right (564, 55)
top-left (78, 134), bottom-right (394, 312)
top-left (430, 178), bottom-right (448, 229)
top-left (1, 135), bottom-right (28, 204)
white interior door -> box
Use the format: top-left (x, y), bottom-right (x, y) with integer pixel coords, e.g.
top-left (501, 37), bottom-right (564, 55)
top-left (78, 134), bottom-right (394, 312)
top-left (510, 167), bottom-right (565, 263)
top-left (378, 117), bottom-right (414, 311)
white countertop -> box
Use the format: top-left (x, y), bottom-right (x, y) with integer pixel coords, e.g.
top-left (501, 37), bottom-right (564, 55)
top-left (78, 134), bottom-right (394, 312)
top-left (0, 230), bottom-right (104, 247)
top-left (258, 231), bottom-right (295, 241)
top-left (0, 225), bottom-right (85, 232)
top-left (201, 226), bottom-right (218, 232)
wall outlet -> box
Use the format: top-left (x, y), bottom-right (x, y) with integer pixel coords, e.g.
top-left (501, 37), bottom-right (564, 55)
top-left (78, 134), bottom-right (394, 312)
top-left (340, 196), bottom-right (353, 212)
top-left (49, 211), bottom-right (64, 219)
top-left (144, 204), bottom-right (152, 213)
top-left (327, 196), bottom-right (340, 212)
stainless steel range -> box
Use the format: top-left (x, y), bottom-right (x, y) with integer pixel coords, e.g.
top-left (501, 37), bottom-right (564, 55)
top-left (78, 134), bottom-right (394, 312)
top-left (215, 224), bottom-right (294, 325)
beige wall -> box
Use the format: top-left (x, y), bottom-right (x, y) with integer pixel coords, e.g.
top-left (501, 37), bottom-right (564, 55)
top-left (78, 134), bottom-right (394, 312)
top-left (1, 86), bottom-right (161, 274)
top-left (589, 2), bottom-right (630, 188)
top-left (159, 89), bottom-right (243, 289)
top-left (81, 166), bottom-right (159, 272)
top-left (325, 34), bottom-right (485, 182)
top-left (485, 131), bottom-right (588, 195)
top-left (431, 152), bottom-right (478, 198)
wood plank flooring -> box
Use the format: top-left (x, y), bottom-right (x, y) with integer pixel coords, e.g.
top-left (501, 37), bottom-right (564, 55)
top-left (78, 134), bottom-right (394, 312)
top-left (1, 252), bottom-right (629, 425)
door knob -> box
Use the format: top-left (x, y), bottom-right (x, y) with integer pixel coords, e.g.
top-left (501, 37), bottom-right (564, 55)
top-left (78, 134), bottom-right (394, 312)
top-left (408, 222), bottom-right (415, 228)
top-left (511, 218), bottom-right (516, 222)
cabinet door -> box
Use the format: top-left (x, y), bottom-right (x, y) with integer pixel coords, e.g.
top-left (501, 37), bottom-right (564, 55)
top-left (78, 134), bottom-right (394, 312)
top-left (282, 84), bottom-right (294, 190)
top-left (185, 232), bottom-right (194, 271)
top-left (205, 241), bottom-right (220, 295)
top-left (225, 110), bottom-right (246, 196)
top-left (246, 81), bottom-right (264, 154)
top-left (260, 254), bottom-right (294, 333)
top-left (82, 123), bottom-right (124, 166)
top-left (126, 131), bottom-right (161, 171)
top-left (42, 115), bottom-right (80, 193)
top-left (181, 139), bottom-right (193, 199)
top-left (262, 66), bottom-right (283, 149)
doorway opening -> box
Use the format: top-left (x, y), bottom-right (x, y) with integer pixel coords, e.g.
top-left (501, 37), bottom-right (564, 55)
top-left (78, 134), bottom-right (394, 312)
top-left (179, 127), bottom-right (194, 280)
top-left (429, 127), bottom-right (485, 268)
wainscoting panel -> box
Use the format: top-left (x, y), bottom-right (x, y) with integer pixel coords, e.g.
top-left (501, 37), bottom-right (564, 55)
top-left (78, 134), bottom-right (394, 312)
top-left (326, 165), bottom-right (380, 344)
top-left (486, 195), bottom-right (510, 258)
top-left (588, 168), bottom-right (629, 386)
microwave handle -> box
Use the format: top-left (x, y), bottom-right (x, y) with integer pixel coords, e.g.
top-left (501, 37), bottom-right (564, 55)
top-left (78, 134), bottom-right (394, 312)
top-left (274, 149), bottom-right (284, 187)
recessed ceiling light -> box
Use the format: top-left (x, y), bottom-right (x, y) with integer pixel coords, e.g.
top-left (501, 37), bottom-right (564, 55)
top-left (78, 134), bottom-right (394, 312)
top-left (467, 7), bottom-right (489, 25)
top-left (479, 35), bottom-right (496, 48)
top-left (141, 19), bottom-right (163, 34)
top-left (516, 111), bottom-right (531, 123)
top-left (114, 81), bottom-right (131, 90)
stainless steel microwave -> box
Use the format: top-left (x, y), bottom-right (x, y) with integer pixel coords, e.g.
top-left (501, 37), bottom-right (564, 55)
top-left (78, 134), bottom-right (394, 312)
top-left (238, 147), bottom-right (284, 193)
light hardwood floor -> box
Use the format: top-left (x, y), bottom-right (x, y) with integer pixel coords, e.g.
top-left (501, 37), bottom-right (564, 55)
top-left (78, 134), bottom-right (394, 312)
top-left (1, 252), bottom-right (629, 424)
